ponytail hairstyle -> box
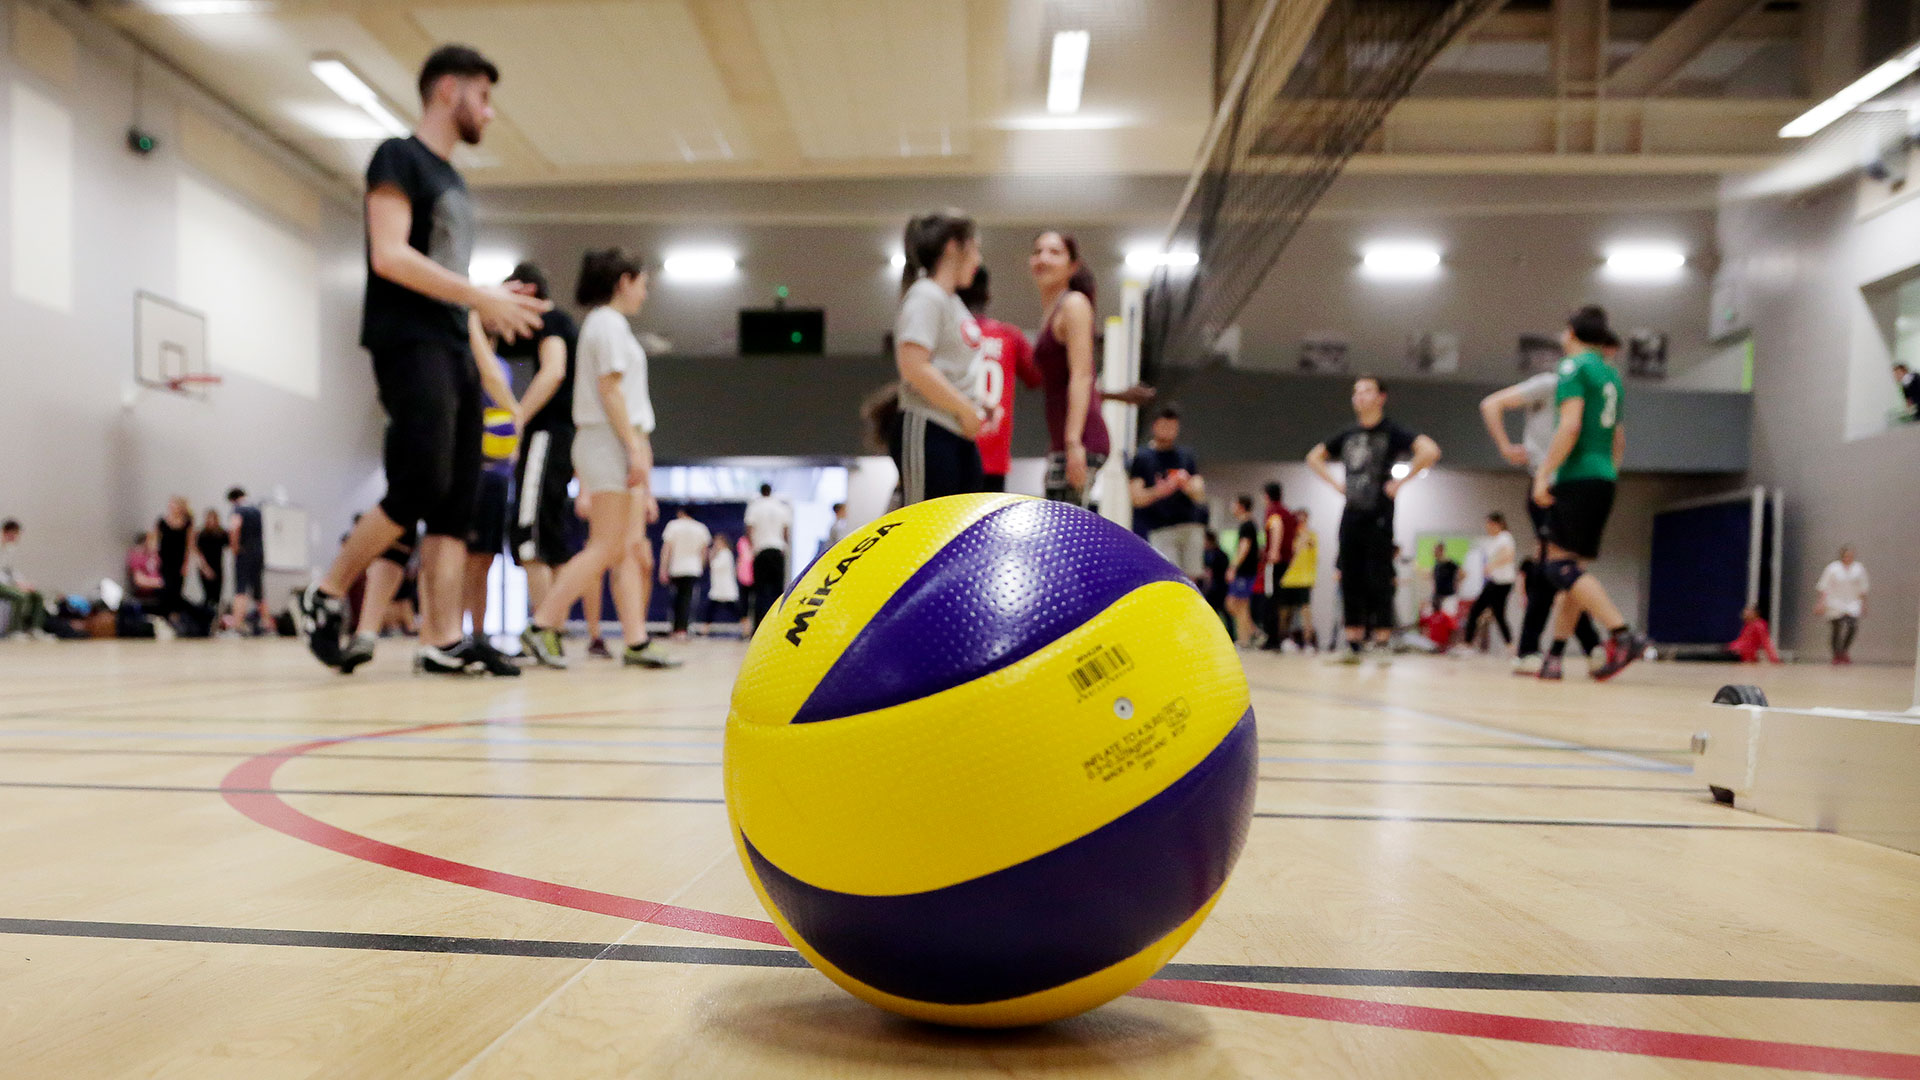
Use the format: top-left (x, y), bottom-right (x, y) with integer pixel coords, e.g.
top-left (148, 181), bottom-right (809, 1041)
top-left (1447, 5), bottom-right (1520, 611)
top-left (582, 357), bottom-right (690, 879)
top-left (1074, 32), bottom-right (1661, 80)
top-left (901, 209), bottom-right (976, 294)
top-left (576, 247), bottom-right (647, 307)
top-left (1035, 229), bottom-right (1097, 309)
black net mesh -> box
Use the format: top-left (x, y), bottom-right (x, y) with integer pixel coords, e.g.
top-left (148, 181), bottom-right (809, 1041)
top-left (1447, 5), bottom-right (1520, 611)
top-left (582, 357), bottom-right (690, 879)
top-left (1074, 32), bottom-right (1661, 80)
top-left (1141, 0), bottom-right (1497, 380)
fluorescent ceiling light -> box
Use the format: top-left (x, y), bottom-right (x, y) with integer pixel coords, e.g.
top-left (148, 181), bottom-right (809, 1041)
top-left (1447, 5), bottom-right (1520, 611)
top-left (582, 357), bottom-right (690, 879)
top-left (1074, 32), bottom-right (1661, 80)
top-left (661, 249), bottom-right (739, 284)
top-left (994, 114), bottom-right (1129, 131)
top-left (310, 57), bottom-right (409, 138)
top-left (1603, 244), bottom-right (1686, 280)
top-left (1124, 247), bottom-right (1199, 272)
top-left (1047, 30), bottom-right (1090, 115)
top-left (1360, 243), bottom-right (1442, 279)
top-left (1780, 40), bottom-right (1920, 137)
top-left (469, 250), bottom-right (519, 286)
top-left (144, 1), bottom-right (272, 13)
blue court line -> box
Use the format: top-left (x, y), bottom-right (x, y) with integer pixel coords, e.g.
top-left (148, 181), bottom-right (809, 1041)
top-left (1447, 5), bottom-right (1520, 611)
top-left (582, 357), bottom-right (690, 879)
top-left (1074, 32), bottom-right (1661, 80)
top-left (0, 730), bottom-right (722, 750)
top-left (1260, 755), bottom-right (1684, 772)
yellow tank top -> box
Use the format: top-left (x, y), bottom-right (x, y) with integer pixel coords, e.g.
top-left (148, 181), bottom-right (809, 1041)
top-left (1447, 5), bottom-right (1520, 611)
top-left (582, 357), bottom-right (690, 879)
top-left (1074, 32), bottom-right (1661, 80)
top-left (1280, 530), bottom-right (1317, 587)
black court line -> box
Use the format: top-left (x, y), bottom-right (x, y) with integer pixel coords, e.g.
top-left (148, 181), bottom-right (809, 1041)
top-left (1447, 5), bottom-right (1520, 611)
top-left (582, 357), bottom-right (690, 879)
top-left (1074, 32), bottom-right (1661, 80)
top-left (0, 780), bottom-right (725, 805)
top-left (0, 780), bottom-right (1775, 829)
top-left (1258, 775), bottom-right (1699, 793)
top-left (1258, 737), bottom-right (1690, 755)
top-left (5, 918), bottom-right (1913, 1003)
top-left (1251, 810), bottom-right (1800, 830)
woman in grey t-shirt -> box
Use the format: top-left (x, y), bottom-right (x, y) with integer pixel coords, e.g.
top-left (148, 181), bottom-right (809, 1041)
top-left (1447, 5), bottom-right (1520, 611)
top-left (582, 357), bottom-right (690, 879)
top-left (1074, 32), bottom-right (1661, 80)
top-left (891, 209), bottom-right (994, 505)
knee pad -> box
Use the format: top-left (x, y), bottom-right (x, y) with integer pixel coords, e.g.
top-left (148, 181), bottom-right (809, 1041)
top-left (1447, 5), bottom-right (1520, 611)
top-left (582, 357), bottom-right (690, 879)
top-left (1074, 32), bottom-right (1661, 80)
top-left (1542, 558), bottom-right (1584, 591)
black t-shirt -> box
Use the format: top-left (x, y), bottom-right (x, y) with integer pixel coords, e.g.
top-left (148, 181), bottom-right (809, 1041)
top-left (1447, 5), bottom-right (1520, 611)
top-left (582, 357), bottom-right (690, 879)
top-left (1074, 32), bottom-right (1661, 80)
top-left (361, 136), bottom-right (473, 353)
top-left (496, 309), bottom-right (579, 433)
top-left (1128, 444), bottom-right (1200, 534)
top-left (1433, 558), bottom-right (1460, 598)
top-left (1202, 546), bottom-right (1229, 603)
top-left (232, 504), bottom-right (264, 559)
top-left (1323, 419), bottom-right (1418, 518)
top-left (1903, 370), bottom-right (1920, 410)
top-left (196, 528), bottom-right (227, 572)
top-left (1234, 521), bottom-right (1260, 580)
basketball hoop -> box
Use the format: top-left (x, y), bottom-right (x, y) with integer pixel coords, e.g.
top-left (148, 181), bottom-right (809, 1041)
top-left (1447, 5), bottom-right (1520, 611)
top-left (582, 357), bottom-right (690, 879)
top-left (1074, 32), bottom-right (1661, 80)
top-left (166, 373), bottom-right (223, 394)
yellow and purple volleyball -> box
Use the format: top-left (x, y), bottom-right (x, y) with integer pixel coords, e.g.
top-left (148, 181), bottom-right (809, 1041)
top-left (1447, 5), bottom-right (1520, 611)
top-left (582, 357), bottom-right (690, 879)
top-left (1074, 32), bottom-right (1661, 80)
top-left (724, 493), bottom-right (1256, 1027)
top-left (481, 407), bottom-right (518, 463)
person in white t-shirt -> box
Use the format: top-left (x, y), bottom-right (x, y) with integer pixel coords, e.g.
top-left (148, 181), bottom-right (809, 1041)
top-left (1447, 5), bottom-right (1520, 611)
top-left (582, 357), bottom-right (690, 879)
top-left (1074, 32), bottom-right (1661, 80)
top-left (704, 533), bottom-right (744, 637)
top-left (658, 506), bottom-right (712, 640)
top-left (744, 484), bottom-right (793, 631)
top-left (521, 248), bottom-right (678, 670)
top-left (1464, 512), bottom-right (1518, 651)
top-left (1815, 546), bottom-right (1870, 664)
top-left (891, 209), bottom-right (993, 505)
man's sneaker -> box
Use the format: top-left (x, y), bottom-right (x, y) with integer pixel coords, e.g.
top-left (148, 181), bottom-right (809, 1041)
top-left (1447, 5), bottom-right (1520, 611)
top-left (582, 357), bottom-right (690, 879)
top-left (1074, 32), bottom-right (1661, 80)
top-left (623, 640), bottom-right (683, 669)
top-left (336, 632), bottom-right (377, 674)
top-left (468, 636), bottom-right (522, 677)
top-left (1590, 633), bottom-right (1648, 682)
top-left (416, 640), bottom-right (483, 675)
top-left (1512, 653), bottom-right (1543, 676)
top-left (299, 584), bottom-right (345, 668)
top-left (520, 626), bottom-right (568, 669)
top-left (1537, 654), bottom-right (1564, 681)
top-left (586, 637), bottom-right (612, 660)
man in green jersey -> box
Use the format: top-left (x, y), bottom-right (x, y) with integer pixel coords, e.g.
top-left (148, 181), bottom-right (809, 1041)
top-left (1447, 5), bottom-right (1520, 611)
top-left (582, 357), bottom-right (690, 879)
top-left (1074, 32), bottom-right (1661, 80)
top-left (1533, 306), bottom-right (1645, 682)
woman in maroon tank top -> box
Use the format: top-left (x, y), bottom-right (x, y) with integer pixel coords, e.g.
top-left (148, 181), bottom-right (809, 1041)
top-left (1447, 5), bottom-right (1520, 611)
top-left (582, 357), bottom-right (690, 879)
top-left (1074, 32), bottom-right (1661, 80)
top-left (1029, 231), bottom-right (1154, 506)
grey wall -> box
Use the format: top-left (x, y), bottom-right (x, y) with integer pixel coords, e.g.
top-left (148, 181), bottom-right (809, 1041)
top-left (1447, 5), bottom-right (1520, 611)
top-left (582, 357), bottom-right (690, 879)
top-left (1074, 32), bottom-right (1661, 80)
top-left (0, 3), bottom-right (378, 597)
top-left (1719, 179), bottom-right (1920, 665)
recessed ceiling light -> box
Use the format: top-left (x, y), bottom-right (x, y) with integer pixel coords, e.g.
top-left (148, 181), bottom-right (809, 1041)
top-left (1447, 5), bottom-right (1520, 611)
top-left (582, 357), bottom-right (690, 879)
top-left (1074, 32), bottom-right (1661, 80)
top-left (995, 114), bottom-right (1129, 131)
top-left (1047, 30), bottom-right (1090, 115)
top-left (1123, 247), bottom-right (1199, 272)
top-left (309, 56), bottom-right (409, 138)
top-left (1603, 244), bottom-right (1687, 280)
top-left (1360, 243), bottom-right (1442, 280)
top-left (661, 249), bottom-right (739, 284)
top-left (469, 250), bottom-right (519, 286)
top-left (1780, 40), bottom-right (1920, 138)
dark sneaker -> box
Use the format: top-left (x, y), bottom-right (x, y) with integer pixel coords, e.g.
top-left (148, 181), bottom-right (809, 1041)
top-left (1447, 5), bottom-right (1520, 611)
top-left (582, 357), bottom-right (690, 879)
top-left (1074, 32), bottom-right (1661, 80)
top-left (336, 632), bottom-right (377, 674)
top-left (1537, 654), bottom-right (1564, 681)
top-left (623, 640), bottom-right (683, 669)
top-left (586, 637), bottom-right (612, 660)
top-left (520, 626), bottom-right (568, 669)
top-left (416, 640), bottom-right (482, 676)
top-left (299, 584), bottom-right (345, 668)
top-left (468, 636), bottom-right (522, 677)
top-left (1590, 633), bottom-right (1647, 682)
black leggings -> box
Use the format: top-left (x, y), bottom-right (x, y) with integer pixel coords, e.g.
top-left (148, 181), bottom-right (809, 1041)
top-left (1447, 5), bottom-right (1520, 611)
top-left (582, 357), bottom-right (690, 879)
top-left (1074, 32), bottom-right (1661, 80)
top-left (751, 548), bottom-right (786, 630)
top-left (1830, 615), bottom-right (1859, 657)
top-left (670, 576), bottom-right (699, 633)
top-left (1337, 514), bottom-right (1396, 633)
top-left (1465, 582), bottom-right (1514, 645)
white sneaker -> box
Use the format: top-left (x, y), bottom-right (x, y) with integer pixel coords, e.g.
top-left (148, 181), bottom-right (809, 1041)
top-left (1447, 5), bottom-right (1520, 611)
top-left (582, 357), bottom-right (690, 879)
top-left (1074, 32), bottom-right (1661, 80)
top-left (1279, 639), bottom-right (1299, 654)
top-left (1512, 653), bottom-right (1544, 675)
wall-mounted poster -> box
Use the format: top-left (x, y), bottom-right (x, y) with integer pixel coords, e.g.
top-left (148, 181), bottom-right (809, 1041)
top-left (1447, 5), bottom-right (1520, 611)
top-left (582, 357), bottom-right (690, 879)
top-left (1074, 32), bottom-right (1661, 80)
top-left (1626, 330), bottom-right (1669, 379)
top-left (1407, 331), bottom-right (1459, 373)
top-left (1300, 335), bottom-right (1349, 374)
top-left (1517, 333), bottom-right (1561, 374)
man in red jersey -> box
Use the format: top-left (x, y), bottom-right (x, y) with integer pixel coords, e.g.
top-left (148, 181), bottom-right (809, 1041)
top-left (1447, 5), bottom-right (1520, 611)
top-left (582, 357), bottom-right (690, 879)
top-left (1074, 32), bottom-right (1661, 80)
top-left (958, 268), bottom-right (1041, 491)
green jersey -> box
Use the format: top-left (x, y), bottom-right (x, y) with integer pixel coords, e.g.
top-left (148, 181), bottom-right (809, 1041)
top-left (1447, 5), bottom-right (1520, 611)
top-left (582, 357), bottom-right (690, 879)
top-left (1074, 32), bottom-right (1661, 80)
top-left (1552, 350), bottom-right (1622, 483)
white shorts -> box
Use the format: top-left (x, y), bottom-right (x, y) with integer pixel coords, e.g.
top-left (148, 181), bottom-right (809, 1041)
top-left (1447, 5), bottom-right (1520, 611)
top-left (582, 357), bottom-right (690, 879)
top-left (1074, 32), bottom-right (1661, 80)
top-left (573, 424), bottom-right (639, 494)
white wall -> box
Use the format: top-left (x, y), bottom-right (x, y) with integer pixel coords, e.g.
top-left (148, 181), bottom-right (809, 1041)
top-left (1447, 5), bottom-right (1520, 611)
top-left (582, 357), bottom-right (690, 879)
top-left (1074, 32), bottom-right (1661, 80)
top-left (0, 1), bottom-right (379, 598)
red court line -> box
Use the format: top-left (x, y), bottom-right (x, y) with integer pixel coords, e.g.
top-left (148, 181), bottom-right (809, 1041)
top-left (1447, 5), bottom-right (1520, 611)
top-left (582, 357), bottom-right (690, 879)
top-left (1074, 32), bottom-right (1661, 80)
top-left (220, 721), bottom-right (1920, 1078)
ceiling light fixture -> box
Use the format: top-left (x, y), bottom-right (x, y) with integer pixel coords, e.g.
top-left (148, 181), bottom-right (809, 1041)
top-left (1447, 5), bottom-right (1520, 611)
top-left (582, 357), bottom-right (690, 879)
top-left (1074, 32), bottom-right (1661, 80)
top-left (1123, 247), bottom-right (1199, 272)
top-left (469, 250), bottom-right (519, 286)
top-left (309, 56), bottom-right (410, 138)
top-left (661, 249), bottom-right (739, 284)
top-left (1780, 39), bottom-right (1920, 138)
top-left (1602, 244), bottom-right (1687, 280)
top-left (144, 1), bottom-right (272, 13)
top-left (1047, 30), bottom-right (1090, 115)
top-left (1359, 242), bottom-right (1442, 280)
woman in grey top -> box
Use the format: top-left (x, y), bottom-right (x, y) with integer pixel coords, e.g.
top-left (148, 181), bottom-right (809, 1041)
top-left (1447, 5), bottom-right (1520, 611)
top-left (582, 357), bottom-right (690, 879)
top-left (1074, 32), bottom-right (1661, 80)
top-left (891, 209), bottom-right (995, 505)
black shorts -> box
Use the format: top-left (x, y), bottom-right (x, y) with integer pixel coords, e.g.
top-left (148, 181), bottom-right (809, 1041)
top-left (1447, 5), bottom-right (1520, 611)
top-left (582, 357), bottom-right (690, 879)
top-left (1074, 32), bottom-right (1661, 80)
top-left (979, 473), bottom-right (1007, 492)
top-left (466, 470), bottom-right (511, 555)
top-left (1543, 479), bottom-right (1616, 560)
top-left (890, 410), bottom-right (983, 504)
top-left (511, 425), bottom-right (576, 566)
top-left (233, 553), bottom-right (265, 601)
top-left (1275, 586), bottom-right (1312, 606)
top-left (371, 339), bottom-right (482, 539)
top-left (1336, 511), bottom-right (1396, 631)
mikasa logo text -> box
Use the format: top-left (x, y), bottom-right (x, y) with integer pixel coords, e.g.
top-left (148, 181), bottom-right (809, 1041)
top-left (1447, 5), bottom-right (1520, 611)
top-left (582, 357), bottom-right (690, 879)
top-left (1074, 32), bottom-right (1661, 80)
top-left (785, 523), bottom-right (902, 646)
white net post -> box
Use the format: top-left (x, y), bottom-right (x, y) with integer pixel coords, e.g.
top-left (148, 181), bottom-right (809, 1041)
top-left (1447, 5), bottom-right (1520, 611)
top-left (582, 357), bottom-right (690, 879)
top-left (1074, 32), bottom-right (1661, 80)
top-left (1095, 278), bottom-right (1146, 530)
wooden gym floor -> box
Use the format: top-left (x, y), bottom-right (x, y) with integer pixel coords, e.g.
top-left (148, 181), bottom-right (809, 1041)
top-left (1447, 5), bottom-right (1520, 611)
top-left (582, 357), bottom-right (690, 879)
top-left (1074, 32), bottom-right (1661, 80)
top-left (1, 638), bottom-right (1916, 1078)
